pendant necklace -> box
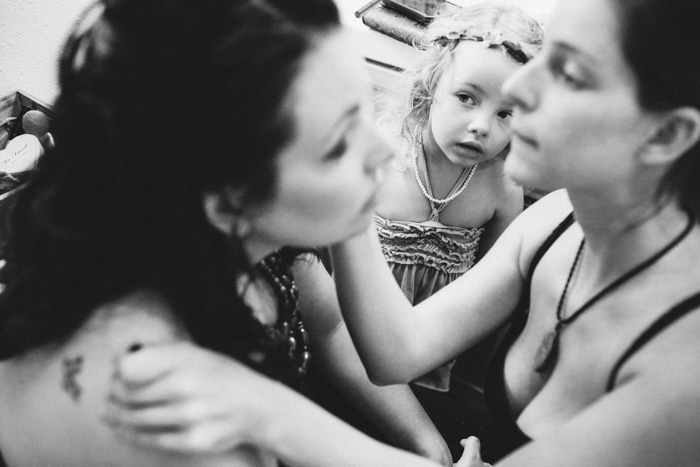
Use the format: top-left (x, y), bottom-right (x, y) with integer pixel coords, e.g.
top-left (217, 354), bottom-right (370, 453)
top-left (533, 215), bottom-right (695, 373)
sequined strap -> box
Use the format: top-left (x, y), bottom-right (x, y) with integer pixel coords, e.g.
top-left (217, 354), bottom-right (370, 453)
top-left (256, 252), bottom-right (311, 378)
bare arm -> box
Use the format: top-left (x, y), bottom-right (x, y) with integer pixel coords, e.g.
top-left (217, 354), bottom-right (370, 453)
top-left (329, 215), bottom-right (524, 384)
top-left (329, 190), bottom-right (572, 385)
top-left (292, 256), bottom-right (452, 466)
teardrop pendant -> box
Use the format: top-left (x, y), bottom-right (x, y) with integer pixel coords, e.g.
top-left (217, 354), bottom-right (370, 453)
top-left (533, 328), bottom-right (559, 373)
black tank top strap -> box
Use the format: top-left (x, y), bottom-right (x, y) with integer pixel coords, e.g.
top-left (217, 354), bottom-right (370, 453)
top-left (606, 291), bottom-right (700, 391)
top-left (483, 211), bottom-right (576, 459)
top-left (526, 212), bottom-right (575, 283)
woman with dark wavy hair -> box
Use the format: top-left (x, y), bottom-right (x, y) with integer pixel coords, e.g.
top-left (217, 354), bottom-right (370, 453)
top-left (103, 0), bottom-right (700, 465)
top-left (0, 1), bottom-right (452, 466)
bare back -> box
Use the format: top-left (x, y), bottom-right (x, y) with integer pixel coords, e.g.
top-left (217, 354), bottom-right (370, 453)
top-left (0, 291), bottom-right (276, 467)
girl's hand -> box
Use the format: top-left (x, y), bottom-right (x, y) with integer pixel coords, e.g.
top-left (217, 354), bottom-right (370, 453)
top-left (102, 341), bottom-right (277, 454)
top-left (455, 437), bottom-right (492, 467)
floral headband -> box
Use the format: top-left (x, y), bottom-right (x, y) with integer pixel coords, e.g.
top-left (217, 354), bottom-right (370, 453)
top-left (432, 28), bottom-right (533, 64)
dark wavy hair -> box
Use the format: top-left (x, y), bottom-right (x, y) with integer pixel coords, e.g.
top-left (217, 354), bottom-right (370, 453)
top-left (612, 0), bottom-right (700, 218)
top-left (0, 0), bottom-right (339, 365)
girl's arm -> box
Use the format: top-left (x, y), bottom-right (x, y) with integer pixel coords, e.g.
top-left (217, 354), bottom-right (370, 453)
top-left (292, 256), bottom-right (452, 466)
top-left (474, 176), bottom-right (524, 262)
top-left (329, 190), bottom-right (572, 385)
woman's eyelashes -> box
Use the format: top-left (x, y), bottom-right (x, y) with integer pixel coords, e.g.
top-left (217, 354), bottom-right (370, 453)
top-left (324, 137), bottom-right (348, 161)
top-left (548, 54), bottom-right (587, 89)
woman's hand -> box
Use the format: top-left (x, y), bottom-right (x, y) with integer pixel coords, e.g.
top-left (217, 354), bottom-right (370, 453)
top-left (102, 341), bottom-right (277, 454)
top-left (455, 437), bottom-right (492, 467)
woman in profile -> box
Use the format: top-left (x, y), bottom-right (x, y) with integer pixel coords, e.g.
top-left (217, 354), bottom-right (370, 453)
top-left (0, 0), bottom-right (451, 466)
top-left (104, 0), bottom-right (700, 465)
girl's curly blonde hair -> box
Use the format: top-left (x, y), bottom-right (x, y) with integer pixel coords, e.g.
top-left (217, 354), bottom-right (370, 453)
top-left (376, 2), bottom-right (544, 146)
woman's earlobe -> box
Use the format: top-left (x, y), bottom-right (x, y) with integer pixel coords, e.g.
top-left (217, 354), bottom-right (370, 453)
top-left (202, 191), bottom-right (237, 236)
top-left (202, 189), bottom-right (252, 239)
top-left (643, 106), bottom-right (700, 165)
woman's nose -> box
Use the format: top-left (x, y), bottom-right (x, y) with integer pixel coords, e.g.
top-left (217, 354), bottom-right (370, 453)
top-left (502, 59), bottom-right (538, 112)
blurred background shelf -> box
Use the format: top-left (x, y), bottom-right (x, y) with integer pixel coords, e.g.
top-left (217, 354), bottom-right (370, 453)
top-left (339, 0), bottom-right (554, 90)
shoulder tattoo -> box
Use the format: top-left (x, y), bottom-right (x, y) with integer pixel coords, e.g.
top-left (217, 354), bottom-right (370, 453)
top-left (62, 355), bottom-right (84, 402)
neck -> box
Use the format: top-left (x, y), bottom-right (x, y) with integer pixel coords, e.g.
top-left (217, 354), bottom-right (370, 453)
top-left (568, 188), bottom-right (691, 281)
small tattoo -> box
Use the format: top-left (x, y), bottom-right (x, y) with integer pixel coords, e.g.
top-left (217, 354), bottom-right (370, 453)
top-left (62, 355), bottom-right (84, 402)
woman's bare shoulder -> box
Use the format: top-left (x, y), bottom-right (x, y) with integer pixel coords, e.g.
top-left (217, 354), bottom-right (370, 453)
top-left (0, 291), bottom-right (272, 467)
top-left (488, 188), bottom-right (573, 274)
top-left (516, 189), bottom-right (573, 238)
top-left (78, 289), bottom-right (188, 351)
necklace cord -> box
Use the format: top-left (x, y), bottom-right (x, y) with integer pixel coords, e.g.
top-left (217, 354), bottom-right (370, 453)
top-left (534, 214), bottom-right (695, 373)
top-left (557, 215), bottom-right (696, 326)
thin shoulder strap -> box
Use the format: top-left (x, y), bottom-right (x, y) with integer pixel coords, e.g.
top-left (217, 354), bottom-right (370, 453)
top-left (526, 212), bottom-right (575, 283)
top-left (606, 291), bottom-right (700, 391)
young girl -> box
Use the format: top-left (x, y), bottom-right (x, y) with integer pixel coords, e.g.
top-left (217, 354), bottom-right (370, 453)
top-left (372, 5), bottom-right (544, 456)
top-left (374, 4), bottom-right (544, 392)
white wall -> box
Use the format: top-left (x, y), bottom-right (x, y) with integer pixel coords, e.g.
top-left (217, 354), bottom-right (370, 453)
top-left (1, 0), bottom-right (556, 107)
top-left (0, 0), bottom-right (94, 105)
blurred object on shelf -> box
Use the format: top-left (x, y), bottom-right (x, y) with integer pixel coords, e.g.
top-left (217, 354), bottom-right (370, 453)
top-left (22, 110), bottom-right (54, 150)
top-left (356, 0), bottom-right (461, 46)
top-left (0, 134), bottom-right (43, 175)
top-left (381, 0), bottom-right (446, 22)
top-left (359, 3), bottom-right (427, 45)
top-left (0, 90), bottom-right (56, 257)
top-left (0, 117), bottom-right (17, 151)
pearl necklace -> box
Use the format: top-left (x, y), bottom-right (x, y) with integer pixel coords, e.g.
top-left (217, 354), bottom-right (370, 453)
top-left (411, 140), bottom-right (477, 205)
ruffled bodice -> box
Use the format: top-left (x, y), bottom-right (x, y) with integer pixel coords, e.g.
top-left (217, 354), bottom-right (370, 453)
top-left (374, 214), bottom-right (484, 391)
top-left (375, 214), bottom-right (483, 276)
